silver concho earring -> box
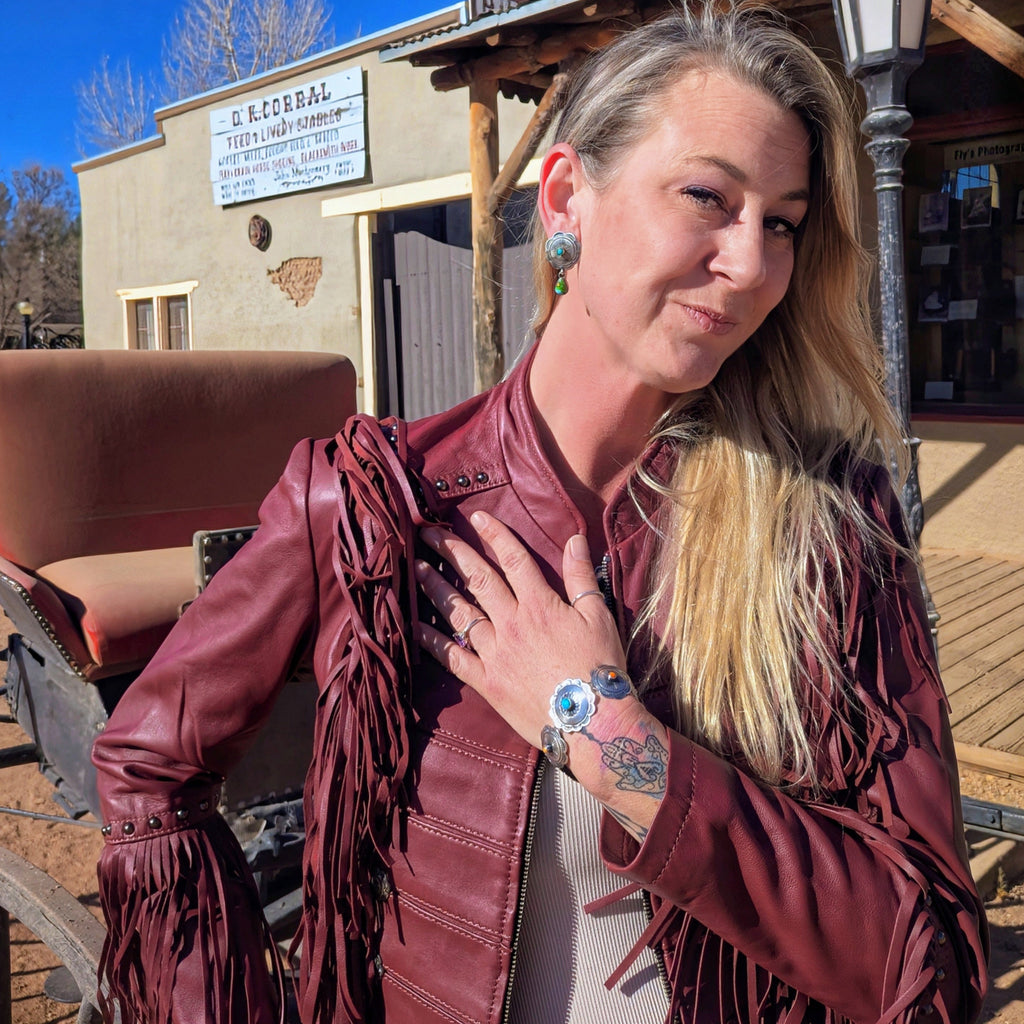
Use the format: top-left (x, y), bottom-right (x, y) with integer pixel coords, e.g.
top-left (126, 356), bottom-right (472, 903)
top-left (544, 231), bottom-right (580, 296)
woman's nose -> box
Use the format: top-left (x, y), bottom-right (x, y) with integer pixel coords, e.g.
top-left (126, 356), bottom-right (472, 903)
top-left (707, 222), bottom-right (768, 291)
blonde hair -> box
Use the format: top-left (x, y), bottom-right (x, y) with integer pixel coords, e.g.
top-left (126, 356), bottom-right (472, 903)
top-left (537, 2), bottom-right (907, 791)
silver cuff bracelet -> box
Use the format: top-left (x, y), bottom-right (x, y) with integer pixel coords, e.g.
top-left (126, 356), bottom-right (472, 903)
top-left (540, 666), bottom-right (634, 768)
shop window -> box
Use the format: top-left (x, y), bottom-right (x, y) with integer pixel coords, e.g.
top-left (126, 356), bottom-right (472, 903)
top-left (907, 147), bottom-right (1024, 413)
top-left (951, 163), bottom-right (999, 203)
top-left (117, 282), bottom-right (198, 351)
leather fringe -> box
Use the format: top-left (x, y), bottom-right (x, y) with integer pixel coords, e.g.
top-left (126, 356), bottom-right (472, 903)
top-left (296, 415), bottom-right (429, 1023)
top-left (97, 812), bottom-right (285, 1023)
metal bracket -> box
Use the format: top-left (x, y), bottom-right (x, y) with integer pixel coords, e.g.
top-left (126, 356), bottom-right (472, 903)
top-left (962, 796), bottom-right (1024, 843)
top-left (193, 526), bottom-right (259, 593)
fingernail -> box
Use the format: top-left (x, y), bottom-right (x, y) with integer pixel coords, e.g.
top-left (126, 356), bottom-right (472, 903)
top-left (569, 534), bottom-right (589, 560)
top-left (470, 510), bottom-right (487, 529)
top-left (422, 527), bottom-right (440, 546)
top-left (414, 559), bottom-right (429, 579)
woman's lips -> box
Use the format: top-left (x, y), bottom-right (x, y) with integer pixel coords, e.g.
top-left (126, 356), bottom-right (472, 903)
top-left (682, 304), bottom-right (737, 335)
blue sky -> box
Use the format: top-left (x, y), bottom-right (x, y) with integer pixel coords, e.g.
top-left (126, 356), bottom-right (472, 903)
top-left (1, 0), bottom-right (444, 187)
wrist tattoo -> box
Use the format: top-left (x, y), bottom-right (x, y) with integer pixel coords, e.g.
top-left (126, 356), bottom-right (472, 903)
top-left (600, 734), bottom-right (667, 796)
top-left (607, 806), bottom-right (649, 842)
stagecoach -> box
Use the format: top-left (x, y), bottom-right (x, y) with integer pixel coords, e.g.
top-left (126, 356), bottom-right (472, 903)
top-left (0, 347), bottom-right (356, 1021)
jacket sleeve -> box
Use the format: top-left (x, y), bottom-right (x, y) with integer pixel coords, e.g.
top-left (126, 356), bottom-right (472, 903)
top-left (92, 437), bottom-right (324, 1024)
top-left (600, 466), bottom-right (989, 1024)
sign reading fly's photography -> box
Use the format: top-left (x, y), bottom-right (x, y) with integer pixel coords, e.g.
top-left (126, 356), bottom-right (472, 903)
top-left (210, 67), bottom-right (365, 205)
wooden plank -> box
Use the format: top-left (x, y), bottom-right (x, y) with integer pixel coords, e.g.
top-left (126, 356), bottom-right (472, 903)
top-left (948, 657), bottom-right (1024, 726)
top-left (940, 663), bottom-right (978, 699)
top-left (431, 20), bottom-right (626, 91)
top-left (469, 76), bottom-right (504, 394)
top-left (921, 550), bottom-right (963, 572)
top-left (934, 580), bottom-right (1024, 649)
top-left (939, 620), bottom-right (1024, 699)
top-left (921, 558), bottom-right (968, 586)
top-left (938, 615), bottom-right (1024, 676)
top-left (950, 671), bottom-right (1024, 744)
top-left (956, 742), bottom-right (1024, 785)
top-left (922, 552), bottom-right (984, 589)
top-left (925, 557), bottom-right (1007, 603)
top-left (924, 556), bottom-right (988, 593)
top-left (930, 555), bottom-right (1014, 592)
top-left (925, 550), bottom-right (1024, 775)
top-left (929, 564), bottom-right (1024, 628)
top-left (487, 69), bottom-right (569, 216)
top-left (981, 703), bottom-right (1024, 757)
top-left (931, 0), bottom-right (1024, 79)
top-left (928, 0), bottom-right (1024, 46)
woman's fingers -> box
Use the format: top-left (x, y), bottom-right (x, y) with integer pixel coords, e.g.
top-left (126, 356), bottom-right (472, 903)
top-left (463, 511), bottom-right (561, 608)
top-left (414, 558), bottom-right (493, 648)
top-left (421, 523), bottom-right (517, 620)
top-left (561, 533), bottom-right (608, 619)
top-left (415, 620), bottom-right (486, 690)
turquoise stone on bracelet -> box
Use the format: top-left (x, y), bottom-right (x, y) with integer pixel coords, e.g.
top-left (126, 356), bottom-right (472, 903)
top-left (550, 678), bottom-right (595, 731)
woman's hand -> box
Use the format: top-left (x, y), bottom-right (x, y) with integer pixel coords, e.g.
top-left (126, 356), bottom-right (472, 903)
top-left (416, 511), bottom-right (625, 742)
top-left (416, 510), bottom-right (668, 839)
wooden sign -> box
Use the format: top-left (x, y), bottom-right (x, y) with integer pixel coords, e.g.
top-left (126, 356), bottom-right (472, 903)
top-left (210, 67), bottom-right (366, 206)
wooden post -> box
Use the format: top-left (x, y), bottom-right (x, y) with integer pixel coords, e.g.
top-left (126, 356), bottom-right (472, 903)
top-left (469, 76), bottom-right (504, 392)
top-left (488, 70), bottom-right (571, 216)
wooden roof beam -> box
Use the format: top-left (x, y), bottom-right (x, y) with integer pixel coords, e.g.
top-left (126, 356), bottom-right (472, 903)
top-left (931, 0), bottom-right (1024, 78)
top-left (430, 20), bottom-right (628, 91)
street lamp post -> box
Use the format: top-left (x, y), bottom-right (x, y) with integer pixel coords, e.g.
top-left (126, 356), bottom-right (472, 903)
top-left (16, 301), bottom-right (35, 350)
top-left (831, 0), bottom-right (938, 637)
top-left (832, 0), bottom-right (932, 541)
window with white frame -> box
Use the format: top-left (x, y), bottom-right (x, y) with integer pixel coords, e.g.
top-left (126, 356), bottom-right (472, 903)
top-left (117, 282), bottom-right (198, 350)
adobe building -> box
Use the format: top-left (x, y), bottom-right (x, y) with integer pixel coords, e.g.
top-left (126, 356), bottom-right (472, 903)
top-left (75, 0), bottom-right (1024, 560)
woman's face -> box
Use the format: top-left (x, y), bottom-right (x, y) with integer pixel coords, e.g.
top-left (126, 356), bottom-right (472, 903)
top-left (561, 69), bottom-right (812, 399)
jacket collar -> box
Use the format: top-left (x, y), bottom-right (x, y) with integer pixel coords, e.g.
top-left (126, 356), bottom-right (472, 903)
top-left (408, 341), bottom-right (672, 561)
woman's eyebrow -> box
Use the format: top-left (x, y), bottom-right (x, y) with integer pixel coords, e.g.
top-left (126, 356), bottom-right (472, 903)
top-left (692, 154), bottom-right (810, 203)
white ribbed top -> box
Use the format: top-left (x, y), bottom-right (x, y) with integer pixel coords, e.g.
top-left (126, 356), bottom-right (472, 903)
top-left (506, 765), bottom-right (671, 1023)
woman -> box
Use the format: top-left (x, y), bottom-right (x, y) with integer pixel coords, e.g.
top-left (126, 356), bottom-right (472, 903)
top-left (92, 4), bottom-right (988, 1023)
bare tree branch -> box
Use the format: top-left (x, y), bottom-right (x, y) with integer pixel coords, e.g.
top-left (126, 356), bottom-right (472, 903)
top-left (162, 0), bottom-right (335, 102)
top-left (76, 0), bottom-right (335, 156)
top-left (74, 56), bottom-right (154, 155)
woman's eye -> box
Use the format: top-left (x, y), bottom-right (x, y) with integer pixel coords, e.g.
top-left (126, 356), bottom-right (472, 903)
top-left (766, 216), bottom-right (798, 238)
top-left (682, 186), bottom-right (724, 210)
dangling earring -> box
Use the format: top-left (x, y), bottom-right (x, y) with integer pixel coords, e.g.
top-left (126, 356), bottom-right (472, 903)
top-left (545, 231), bottom-right (580, 296)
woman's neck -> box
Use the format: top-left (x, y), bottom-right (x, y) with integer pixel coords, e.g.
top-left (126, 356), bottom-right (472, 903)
top-left (527, 331), bottom-right (669, 541)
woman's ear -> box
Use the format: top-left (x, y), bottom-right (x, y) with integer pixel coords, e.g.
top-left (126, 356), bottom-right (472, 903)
top-left (537, 143), bottom-right (586, 237)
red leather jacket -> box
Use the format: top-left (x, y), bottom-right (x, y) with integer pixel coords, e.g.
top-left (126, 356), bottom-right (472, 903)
top-left (93, 350), bottom-right (987, 1024)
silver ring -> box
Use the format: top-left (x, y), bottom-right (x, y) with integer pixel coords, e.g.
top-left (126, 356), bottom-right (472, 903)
top-left (453, 615), bottom-right (487, 650)
top-left (570, 589), bottom-right (603, 608)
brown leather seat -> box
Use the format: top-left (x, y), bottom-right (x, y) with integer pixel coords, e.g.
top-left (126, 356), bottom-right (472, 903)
top-left (0, 348), bottom-right (357, 680)
top-left (39, 548), bottom-right (196, 671)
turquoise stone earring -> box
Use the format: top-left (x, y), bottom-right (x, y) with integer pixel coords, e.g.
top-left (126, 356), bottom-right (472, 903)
top-left (544, 231), bottom-right (580, 297)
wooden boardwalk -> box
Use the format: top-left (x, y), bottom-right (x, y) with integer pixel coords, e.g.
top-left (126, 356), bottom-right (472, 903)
top-left (923, 550), bottom-right (1024, 782)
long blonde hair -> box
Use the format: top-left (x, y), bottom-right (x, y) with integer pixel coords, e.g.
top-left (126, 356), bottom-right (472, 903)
top-left (537, 2), bottom-right (908, 791)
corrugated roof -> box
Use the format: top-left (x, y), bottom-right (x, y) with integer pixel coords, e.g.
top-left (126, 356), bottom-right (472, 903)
top-left (380, 0), bottom-right (590, 61)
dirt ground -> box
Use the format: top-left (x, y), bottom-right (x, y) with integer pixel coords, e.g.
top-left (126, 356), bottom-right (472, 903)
top-left (1, 612), bottom-right (1024, 1021)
